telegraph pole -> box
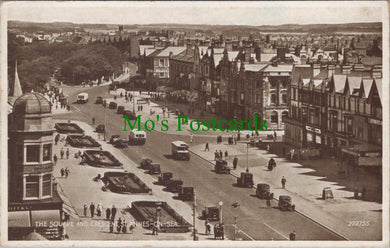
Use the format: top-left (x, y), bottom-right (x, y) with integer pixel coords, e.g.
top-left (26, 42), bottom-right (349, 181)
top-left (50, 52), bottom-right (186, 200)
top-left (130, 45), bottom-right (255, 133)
top-left (193, 189), bottom-right (197, 241)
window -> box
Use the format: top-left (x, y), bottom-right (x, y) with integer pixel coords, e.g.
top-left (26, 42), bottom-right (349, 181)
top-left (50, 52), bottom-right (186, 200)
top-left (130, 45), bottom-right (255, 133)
top-left (26, 145), bottom-right (39, 163)
top-left (271, 111), bottom-right (278, 123)
top-left (282, 111), bottom-right (288, 121)
top-left (42, 174), bottom-right (51, 197)
top-left (160, 59), bottom-right (164, 66)
top-left (43, 144), bottom-right (51, 162)
top-left (25, 176), bottom-right (39, 198)
top-left (271, 94), bottom-right (276, 104)
top-left (281, 94), bottom-right (287, 104)
top-left (270, 80), bottom-right (276, 89)
top-left (256, 94), bottom-right (261, 104)
top-left (160, 72), bottom-right (165, 78)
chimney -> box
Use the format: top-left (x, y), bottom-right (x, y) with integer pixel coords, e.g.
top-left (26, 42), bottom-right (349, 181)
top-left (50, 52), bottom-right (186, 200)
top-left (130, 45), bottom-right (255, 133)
top-left (272, 60), bottom-right (278, 67)
top-left (169, 51), bottom-right (173, 59)
top-left (277, 47), bottom-right (286, 62)
top-left (313, 64), bottom-right (321, 77)
top-left (255, 46), bottom-right (261, 62)
top-left (244, 47), bottom-right (251, 62)
top-left (327, 64), bottom-right (335, 78)
top-left (342, 65), bottom-right (351, 75)
top-left (249, 57), bottom-right (255, 64)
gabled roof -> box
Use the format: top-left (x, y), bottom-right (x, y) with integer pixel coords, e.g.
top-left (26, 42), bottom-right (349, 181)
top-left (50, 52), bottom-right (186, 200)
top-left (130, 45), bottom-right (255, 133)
top-left (361, 79), bottom-right (374, 98)
top-left (346, 76), bottom-right (362, 95)
top-left (260, 53), bottom-right (276, 62)
top-left (375, 78), bottom-right (382, 103)
top-left (302, 78), bottom-right (311, 87)
top-left (313, 79), bottom-right (323, 89)
top-left (332, 74), bottom-right (347, 93)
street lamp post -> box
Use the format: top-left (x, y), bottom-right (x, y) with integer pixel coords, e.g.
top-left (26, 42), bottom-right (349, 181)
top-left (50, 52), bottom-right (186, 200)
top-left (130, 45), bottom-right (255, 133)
top-left (246, 143), bottom-right (250, 173)
top-left (231, 201), bottom-right (240, 241)
top-left (218, 201), bottom-right (223, 224)
top-left (103, 105), bottom-right (107, 141)
top-left (193, 189), bottom-right (197, 241)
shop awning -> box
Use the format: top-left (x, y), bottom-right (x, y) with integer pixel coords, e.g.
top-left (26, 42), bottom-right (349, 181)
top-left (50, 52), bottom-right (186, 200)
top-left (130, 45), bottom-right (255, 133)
top-left (9, 211), bottom-right (30, 227)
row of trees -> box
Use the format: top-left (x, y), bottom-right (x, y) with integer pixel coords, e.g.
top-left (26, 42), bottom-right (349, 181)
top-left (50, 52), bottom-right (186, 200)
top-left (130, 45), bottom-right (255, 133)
top-left (8, 32), bottom-right (126, 93)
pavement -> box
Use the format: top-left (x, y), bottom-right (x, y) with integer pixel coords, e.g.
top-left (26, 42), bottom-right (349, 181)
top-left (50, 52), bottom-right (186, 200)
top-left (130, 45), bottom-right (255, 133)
top-left (52, 121), bottom-right (217, 240)
top-left (189, 140), bottom-right (382, 240)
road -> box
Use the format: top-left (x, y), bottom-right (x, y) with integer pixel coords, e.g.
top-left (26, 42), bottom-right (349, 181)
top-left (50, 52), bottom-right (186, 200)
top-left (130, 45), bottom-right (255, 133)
top-left (55, 84), bottom-right (344, 240)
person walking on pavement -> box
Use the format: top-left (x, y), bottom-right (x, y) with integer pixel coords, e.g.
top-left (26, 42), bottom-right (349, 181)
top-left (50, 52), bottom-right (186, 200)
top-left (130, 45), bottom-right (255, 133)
top-left (266, 198), bottom-right (271, 208)
top-left (219, 150), bottom-right (223, 159)
top-left (53, 154), bottom-right (58, 166)
top-left (273, 130), bottom-right (277, 142)
top-left (83, 204), bottom-right (88, 217)
top-left (111, 205), bottom-right (117, 221)
top-left (289, 230), bottom-right (296, 240)
top-left (60, 148), bottom-right (64, 159)
top-left (109, 220), bottom-right (114, 233)
top-left (65, 167), bottom-right (70, 178)
top-left (60, 168), bottom-right (65, 177)
top-left (90, 202), bottom-right (95, 218)
top-left (92, 117), bottom-right (95, 125)
top-left (224, 150), bottom-right (228, 159)
top-left (362, 186), bottom-right (367, 199)
top-left (106, 207), bottom-right (111, 220)
top-left (205, 142), bottom-right (209, 151)
top-left (55, 134), bottom-right (60, 145)
top-left (233, 156), bottom-right (238, 170)
top-left (116, 218), bottom-right (122, 233)
top-left (214, 150), bottom-right (218, 160)
top-left (281, 176), bottom-right (287, 189)
top-left (66, 148), bottom-right (70, 159)
top-left (97, 203), bottom-right (102, 217)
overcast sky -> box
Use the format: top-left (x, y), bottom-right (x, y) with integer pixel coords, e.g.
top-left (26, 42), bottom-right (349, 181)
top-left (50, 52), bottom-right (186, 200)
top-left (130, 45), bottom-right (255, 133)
top-left (4, 1), bottom-right (384, 26)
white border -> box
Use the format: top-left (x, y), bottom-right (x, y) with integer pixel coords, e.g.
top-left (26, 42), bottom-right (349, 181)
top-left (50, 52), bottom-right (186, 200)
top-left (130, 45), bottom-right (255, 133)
top-left (0, 1), bottom-right (389, 247)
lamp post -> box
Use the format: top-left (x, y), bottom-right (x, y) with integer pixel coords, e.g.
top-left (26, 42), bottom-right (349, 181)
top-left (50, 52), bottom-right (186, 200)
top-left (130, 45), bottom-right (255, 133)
top-left (231, 201), bottom-right (240, 241)
top-left (246, 143), bottom-right (250, 173)
top-left (103, 105), bottom-right (107, 141)
top-left (193, 189), bottom-right (197, 241)
top-left (218, 201), bottom-right (223, 224)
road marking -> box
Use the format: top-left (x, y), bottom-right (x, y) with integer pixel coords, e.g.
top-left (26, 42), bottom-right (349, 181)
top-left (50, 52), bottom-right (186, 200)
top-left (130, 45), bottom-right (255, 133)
top-left (263, 222), bottom-right (289, 240)
top-left (225, 224), bottom-right (255, 241)
top-left (72, 105), bottom-right (81, 112)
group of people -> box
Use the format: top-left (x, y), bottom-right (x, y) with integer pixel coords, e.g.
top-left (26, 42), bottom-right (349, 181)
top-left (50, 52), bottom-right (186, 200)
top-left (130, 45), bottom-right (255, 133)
top-left (60, 167), bottom-right (70, 178)
top-left (60, 148), bottom-right (71, 160)
top-left (109, 218), bottom-right (135, 234)
top-left (214, 150), bottom-right (228, 160)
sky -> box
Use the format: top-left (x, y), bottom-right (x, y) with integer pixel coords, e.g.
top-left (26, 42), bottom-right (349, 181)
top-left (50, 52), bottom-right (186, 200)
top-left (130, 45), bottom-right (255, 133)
top-left (3, 1), bottom-right (384, 26)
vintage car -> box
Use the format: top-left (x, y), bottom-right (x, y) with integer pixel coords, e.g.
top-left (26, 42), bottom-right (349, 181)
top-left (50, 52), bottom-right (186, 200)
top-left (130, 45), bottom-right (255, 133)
top-left (117, 106), bottom-right (125, 114)
top-left (95, 124), bottom-right (105, 133)
top-left (256, 183), bottom-right (272, 199)
top-left (278, 195), bottom-right (295, 211)
top-left (123, 110), bottom-right (137, 120)
top-left (109, 102), bottom-right (118, 109)
top-left (95, 96), bottom-right (103, 104)
top-left (236, 172), bottom-right (254, 188)
top-left (165, 179), bottom-right (183, 193)
top-left (215, 160), bottom-right (230, 174)
top-left (148, 163), bottom-right (161, 175)
top-left (201, 206), bottom-right (220, 221)
top-left (158, 172), bottom-right (173, 186)
top-left (178, 187), bottom-right (195, 201)
top-left (109, 135), bottom-right (121, 144)
top-left (113, 138), bottom-right (128, 148)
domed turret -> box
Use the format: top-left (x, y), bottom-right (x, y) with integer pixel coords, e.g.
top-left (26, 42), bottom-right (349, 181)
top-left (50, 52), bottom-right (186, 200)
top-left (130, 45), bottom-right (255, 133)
top-left (13, 93), bottom-right (51, 114)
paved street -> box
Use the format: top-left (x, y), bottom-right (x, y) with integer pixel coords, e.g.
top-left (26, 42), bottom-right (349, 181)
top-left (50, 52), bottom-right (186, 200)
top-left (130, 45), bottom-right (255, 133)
top-left (50, 83), bottom-right (347, 240)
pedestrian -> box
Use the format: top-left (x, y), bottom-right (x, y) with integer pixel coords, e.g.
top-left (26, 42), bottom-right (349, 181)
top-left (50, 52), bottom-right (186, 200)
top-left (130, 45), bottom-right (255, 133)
top-left (111, 205), bottom-right (117, 221)
top-left (213, 224), bottom-right (217, 239)
top-left (190, 133), bottom-right (193, 144)
top-left (55, 134), bottom-right (60, 145)
top-left (354, 187), bottom-right (359, 199)
top-left (109, 220), bottom-right (114, 233)
top-left (281, 176), bottom-right (286, 189)
top-left (362, 186), bottom-right (367, 199)
top-left (205, 219), bottom-right (210, 235)
top-left (83, 204), bottom-right (88, 217)
top-left (129, 224), bottom-right (135, 233)
top-left (205, 142), bottom-right (209, 151)
top-left (214, 150), bottom-right (218, 160)
top-left (233, 156), bottom-right (238, 170)
top-left (65, 167), bottom-right (70, 178)
top-left (274, 130), bottom-right (277, 142)
top-left (122, 219), bottom-right (127, 233)
top-left (290, 148), bottom-right (295, 160)
top-left (92, 117), bottom-right (95, 125)
top-left (90, 202), bottom-right (95, 218)
top-left (266, 198), bottom-right (271, 207)
top-left (60, 168), bottom-right (65, 177)
top-left (117, 218), bottom-right (122, 233)
top-left (224, 150), bottom-right (228, 159)
top-left (219, 150), bottom-right (223, 159)
top-left (289, 230), bottom-right (296, 240)
top-left (66, 148), bottom-right (70, 159)
top-left (220, 223), bottom-right (225, 240)
top-left (233, 135), bottom-right (237, 145)
top-left (60, 148), bottom-right (64, 159)
top-left (97, 203), bottom-right (102, 217)
top-left (106, 207), bottom-right (111, 220)
top-left (53, 154), bottom-right (58, 166)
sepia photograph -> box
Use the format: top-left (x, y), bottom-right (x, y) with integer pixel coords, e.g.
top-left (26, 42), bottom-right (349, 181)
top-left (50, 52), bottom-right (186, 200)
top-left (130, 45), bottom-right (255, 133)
top-left (0, 1), bottom-right (388, 247)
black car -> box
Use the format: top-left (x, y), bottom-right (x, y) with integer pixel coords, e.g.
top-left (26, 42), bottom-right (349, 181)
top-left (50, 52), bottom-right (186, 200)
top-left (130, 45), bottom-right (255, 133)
top-left (109, 102), bottom-right (117, 109)
top-left (123, 110), bottom-right (137, 120)
top-left (117, 106), bottom-right (125, 114)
